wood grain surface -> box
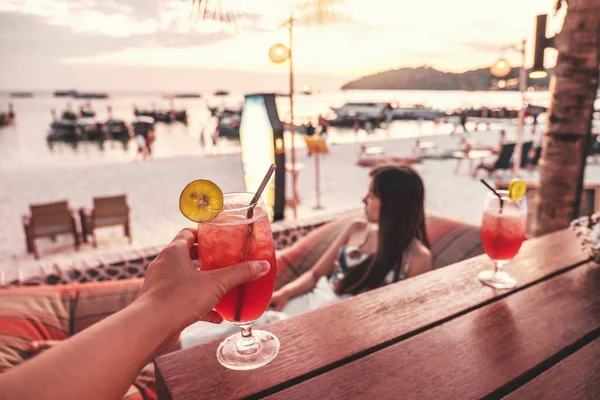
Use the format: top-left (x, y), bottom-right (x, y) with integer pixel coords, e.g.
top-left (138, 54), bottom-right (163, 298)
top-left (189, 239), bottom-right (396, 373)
top-left (155, 229), bottom-right (588, 400)
top-left (503, 338), bottom-right (600, 400)
top-left (268, 262), bottom-right (600, 400)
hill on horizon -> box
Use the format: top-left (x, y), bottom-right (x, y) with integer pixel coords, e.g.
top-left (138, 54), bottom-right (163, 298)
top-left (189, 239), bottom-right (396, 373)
top-left (341, 66), bottom-right (552, 91)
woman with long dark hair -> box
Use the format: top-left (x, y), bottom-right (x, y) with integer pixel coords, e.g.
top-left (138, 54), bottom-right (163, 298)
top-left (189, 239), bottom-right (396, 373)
top-left (270, 163), bottom-right (433, 313)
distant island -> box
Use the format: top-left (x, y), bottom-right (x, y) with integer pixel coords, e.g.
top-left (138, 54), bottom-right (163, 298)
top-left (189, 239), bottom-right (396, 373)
top-left (341, 66), bottom-right (552, 91)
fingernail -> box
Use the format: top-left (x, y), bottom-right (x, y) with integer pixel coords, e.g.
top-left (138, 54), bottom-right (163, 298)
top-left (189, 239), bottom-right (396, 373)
top-left (257, 261), bottom-right (270, 273)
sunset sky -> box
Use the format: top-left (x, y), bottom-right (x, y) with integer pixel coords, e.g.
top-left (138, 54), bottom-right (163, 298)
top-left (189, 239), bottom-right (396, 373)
top-left (0, 0), bottom-right (563, 92)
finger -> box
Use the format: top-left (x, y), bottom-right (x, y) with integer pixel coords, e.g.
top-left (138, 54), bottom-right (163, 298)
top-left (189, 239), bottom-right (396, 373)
top-left (170, 228), bottom-right (197, 251)
top-left (274, 301), bottom-right (285, 311)
top-left (209, 260), bottom-right (271, 293)
top-left (201, 310), bottom-right (223, 324)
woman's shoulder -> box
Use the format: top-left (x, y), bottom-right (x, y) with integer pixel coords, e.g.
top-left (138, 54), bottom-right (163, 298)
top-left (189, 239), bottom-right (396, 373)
top-left (408, 240), bottom-right (433, 277)
top-left (343, 217), bottom-right (368, 232)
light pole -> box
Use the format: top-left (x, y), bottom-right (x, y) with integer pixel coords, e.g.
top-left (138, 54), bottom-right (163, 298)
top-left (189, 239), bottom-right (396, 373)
top-left (490, 38), bottom-right (527, 178)
top-left (269, 13), bottom-right (298, 219)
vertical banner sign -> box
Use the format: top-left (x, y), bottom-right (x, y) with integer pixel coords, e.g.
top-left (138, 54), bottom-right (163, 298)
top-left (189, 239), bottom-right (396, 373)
top-left (239, 94), bottom-right (286, 221)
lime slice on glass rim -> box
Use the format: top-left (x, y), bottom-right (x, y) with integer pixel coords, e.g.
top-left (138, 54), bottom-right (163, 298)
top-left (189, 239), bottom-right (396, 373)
top-left (508, 178), bottom-right (527, 202)
top-left (179, 179), bottom-right (224, 222)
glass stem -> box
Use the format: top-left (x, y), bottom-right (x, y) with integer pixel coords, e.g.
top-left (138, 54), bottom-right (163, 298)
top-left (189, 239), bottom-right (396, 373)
top-left (494, 261), bottom-right (506, 274)
top-left (236, 322), bottom-right (259, 355)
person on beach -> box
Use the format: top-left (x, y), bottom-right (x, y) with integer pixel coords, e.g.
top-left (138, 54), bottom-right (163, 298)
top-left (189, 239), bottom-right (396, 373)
top-left (318, 114), bottom-right (329, 138)
top-left (460, 111), bottom-right (468, 133)
top-left (180, 164), bottom-right (433, 347)
top-left (0, 229), bottom-right (271, 400)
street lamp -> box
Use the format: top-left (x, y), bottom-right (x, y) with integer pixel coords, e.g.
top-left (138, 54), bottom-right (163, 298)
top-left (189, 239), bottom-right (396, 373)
top-left (490, 39), bottom-right (527, 178)
top-left (268, 14), bottom-right (299, 219)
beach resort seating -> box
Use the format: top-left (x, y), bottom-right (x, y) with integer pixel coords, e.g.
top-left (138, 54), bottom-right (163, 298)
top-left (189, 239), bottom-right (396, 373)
top-left (510, 141), bottom-right (534, 169)
top-left (472, 142), bottom-right (515, 178)
top-left (79, 195), bottom-right (131, 247)
top-left (2, 210), bottom-right (484, 400)
top-left (357, 145), bottom-right (421, 167)
top-left (22, 200), bottom-right (80, 259)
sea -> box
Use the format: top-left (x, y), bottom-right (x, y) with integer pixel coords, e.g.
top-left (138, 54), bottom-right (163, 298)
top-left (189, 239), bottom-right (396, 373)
top-left (0, 89), bottom-right (564, 172)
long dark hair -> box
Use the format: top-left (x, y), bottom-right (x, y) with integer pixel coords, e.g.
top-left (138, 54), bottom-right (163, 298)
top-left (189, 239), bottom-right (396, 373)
top-left (334, 164), bottom-right (429, 295)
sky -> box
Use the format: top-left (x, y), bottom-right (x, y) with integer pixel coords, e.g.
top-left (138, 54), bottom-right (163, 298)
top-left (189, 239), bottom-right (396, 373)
top-left (0, 0), bottom-right (563, 92)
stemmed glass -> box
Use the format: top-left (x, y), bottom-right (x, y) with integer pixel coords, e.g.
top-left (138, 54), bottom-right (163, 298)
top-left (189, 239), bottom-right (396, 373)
top-left (197, 193), bottom-right (279, 370)
top-left (478, 190), bottom-right (527, 289)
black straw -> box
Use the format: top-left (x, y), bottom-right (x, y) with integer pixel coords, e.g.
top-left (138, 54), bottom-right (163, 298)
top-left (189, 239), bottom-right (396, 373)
top-left (480, 179), bottom-right (503, 212)
top-left (234, 164), bottom-right (276, 321)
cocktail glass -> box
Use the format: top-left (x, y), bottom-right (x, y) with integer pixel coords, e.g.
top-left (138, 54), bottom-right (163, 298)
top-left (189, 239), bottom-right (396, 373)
top-left (478, 190), bottom-right (527, 289)
top-left (197, 193), bottom-right (279, 370)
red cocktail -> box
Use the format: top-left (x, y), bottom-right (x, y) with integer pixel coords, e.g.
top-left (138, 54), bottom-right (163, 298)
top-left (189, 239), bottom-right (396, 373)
top-left (197, 193), bottom-right (279, 370)
top-left (481, 212), bottom-right (526, 261)
top-left (478, 190), bottom-right (527, 289)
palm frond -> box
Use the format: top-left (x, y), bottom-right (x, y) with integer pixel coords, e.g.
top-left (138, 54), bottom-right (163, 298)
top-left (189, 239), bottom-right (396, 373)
top-left (299, 0), bottom-right (345, 24)
top-left (189, 0), bottom-right (246, 23)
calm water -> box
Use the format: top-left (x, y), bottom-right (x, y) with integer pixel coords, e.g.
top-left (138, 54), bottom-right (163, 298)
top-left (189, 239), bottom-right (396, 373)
top-left (0, 90), bottom-right (554, 171)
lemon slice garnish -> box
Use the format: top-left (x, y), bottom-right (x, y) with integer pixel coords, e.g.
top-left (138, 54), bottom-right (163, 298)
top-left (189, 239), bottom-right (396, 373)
top-left (179, 179), bottom-right (224, 222)
top-left (508, 179), bottom-right (527, 201)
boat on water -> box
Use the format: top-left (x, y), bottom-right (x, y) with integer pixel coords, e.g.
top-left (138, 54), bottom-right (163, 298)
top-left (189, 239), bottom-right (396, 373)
top-left (53, 90), bottom-right (77, 97)
top-left (77, 118), bottom-right (106, 141)
top-left (132, 116), bottom-right (155, 137)
top-left (208, 105), bottom-right (242, 118)
top-left (47, 120), bottom-right (80, 143)
top-left (328, 102), bottom-right (393, 128)
top-left (104, 119), bottom-right (131, 141)
top-left (79, 104), bottom-right (96, 118)
top-left (0, 103), bottom-right (15, 127)
top-left (385, 104), bottom-right (444, 121)
top-left (173, 93), bottom-right (202, 98)
top-left (9, 92), bottom-right (33, 98)
top-left (73, 92), bottom-right (109, 99)
top-left (217, 112), bottom-right (241, 139)
top-left (134, 106), bottom-right (187, 124)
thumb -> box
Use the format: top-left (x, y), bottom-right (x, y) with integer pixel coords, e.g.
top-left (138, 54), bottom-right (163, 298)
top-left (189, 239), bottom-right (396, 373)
top-left (209, 260), bottom-right (271, 293)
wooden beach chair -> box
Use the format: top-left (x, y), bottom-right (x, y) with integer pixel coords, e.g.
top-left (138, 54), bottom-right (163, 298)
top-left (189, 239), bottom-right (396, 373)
top-left (472, 142), bottom-right (515, 178)
top-left (22, 201), bottom-right (80, 259)
top-left (79, 195), bottom-right (131, 247)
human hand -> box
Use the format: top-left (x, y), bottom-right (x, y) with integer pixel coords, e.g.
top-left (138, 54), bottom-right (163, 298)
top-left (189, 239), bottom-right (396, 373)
top-left (138, 228), bottom-right (270, 342)
top-left (270, 289), bottom-right (290, 311)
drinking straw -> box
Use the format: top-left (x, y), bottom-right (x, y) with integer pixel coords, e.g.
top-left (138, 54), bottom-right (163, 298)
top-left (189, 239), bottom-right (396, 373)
top-left (480, 179), bottom-right (503, 212)
top-left (234, 163), bottom-right (276, 321)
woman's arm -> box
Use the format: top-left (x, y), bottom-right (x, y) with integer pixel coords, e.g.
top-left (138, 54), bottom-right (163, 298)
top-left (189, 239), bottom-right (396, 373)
top-left (271, 220), bottom-right (365, 309)
top-left (0, 229), bottom-right (270, 400)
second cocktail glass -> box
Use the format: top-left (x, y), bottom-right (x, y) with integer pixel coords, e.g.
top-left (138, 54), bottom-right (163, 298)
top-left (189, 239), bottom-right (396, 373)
top-left (197, 193), bottom-right (279, 370)
top-left (478, 190), bottom-right (527, 289)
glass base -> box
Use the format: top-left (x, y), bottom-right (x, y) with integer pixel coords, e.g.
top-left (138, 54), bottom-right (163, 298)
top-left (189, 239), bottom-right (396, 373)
top-left (216, 330), bottom-right (280, 370)
top-left (478, 269), bottom-right (517, 289)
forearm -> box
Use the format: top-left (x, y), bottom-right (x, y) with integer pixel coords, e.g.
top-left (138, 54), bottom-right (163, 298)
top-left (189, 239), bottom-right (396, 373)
top-left (0, 297), bottom-right (172, 400)
top-left (280, 271), bottom-right (318, 298)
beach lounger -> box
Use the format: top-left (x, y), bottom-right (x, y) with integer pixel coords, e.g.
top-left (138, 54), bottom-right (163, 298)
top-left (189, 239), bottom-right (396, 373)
top-left (23, 201), bottom-right (80, 259)
top-left (79, 195), bottom-right (131, 247)
top-left (472, 142), bottom-right (516, 178)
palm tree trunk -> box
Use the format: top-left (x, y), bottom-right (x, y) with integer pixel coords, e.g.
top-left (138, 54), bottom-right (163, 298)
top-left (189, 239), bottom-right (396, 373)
top-left (533, 0), bottom-right (600, 236)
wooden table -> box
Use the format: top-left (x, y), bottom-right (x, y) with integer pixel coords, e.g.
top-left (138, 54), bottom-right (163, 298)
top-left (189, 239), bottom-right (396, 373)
top-left (155, 229), bottom-right (600, 399)
top-left (452, 149), bottom-right (494, 174)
